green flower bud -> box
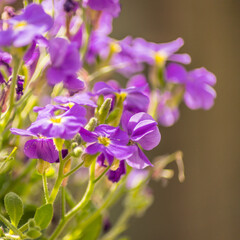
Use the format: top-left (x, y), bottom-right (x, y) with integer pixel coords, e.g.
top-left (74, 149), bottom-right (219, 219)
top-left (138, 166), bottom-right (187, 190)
top-left (97, 98), bottom-right (112, 124)
top-left (85, 117), bottom-right (98, 131)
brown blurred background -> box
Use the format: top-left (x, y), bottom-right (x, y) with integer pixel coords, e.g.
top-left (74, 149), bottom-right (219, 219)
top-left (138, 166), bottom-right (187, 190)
top-left (112, 0), bottom-right (240, 240)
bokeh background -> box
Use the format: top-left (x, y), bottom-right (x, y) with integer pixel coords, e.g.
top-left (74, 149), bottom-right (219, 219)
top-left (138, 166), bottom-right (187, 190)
top-left (111, 0), bottom-right (240, 240)
top-left (10, 0), bottom-right (240, 239)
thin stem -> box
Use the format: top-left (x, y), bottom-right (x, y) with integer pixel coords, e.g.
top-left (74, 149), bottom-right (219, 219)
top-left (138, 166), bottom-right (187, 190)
top-left (94, 166), bottom-right (110, 183)
top-left (49, 159), bottom-right (96, 240)
top-left (0, 213), bottom-right (24, 238)
top-left (61, 186), bottom-right (66, 219)
top-left (48, 152), bottom-right (68, 204)
top-left (42, 171), bottom-right (49, 203)
top-left (63, 161), bottom-right (84, 178)
top-left (19, 222), bottom-right (28, 233)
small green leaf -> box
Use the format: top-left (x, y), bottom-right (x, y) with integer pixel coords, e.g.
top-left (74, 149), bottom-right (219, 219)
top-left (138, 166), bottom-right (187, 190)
top-left (34, 204), bottom-right (53, 230)
top-left (4, 192), bottom-right (23, 227)
top-left (26, 228), bottom-right (42, 239)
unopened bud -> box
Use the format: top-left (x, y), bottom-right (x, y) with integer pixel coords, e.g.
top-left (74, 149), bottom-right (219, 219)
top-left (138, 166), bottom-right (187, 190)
top-left (72, 146), bottom-right (82, 158)
top-left (85, 117), bottom-right (98, 131)
top-left (97, 98), bottom-right (112, 124)
top-left (28, 219), bottom-right (36, 229)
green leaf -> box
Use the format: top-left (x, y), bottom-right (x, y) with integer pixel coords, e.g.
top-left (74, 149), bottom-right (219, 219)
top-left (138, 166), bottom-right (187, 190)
top-left (34, 204), bottom-right (53, 230)
top-left (4, 192), bottom-right (23, 227)
top-left (26, 228), bottom-right (42, 239)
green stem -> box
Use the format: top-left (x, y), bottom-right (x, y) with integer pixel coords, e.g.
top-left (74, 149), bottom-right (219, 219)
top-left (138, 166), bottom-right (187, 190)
top-left (49, 159), bottom-right (96, 240)
top-left (80, 178), bottom-right (127, 230)
top-left (42, 171), bottom-right (49, 203)
top-left (63, 161), bottom-right (84, 178)
top-left (48, 153), bottom-right (69, 204)
top-left (61, 186), bottom-right (66, 219)
top-left (94, 166), bottom-right (110, 183)
top-left (0, 213), bottom-right (24, 238)
top-left (19, 221), bottom-right (28, 233)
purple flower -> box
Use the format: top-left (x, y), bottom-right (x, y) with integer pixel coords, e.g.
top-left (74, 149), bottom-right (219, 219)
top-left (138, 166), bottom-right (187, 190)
top-left (157, 91), bottom-right (180, 127)
top-left (107, 160), bottom-right (126, 183)
top-left (133, 37), bottom-right (191, 66)
top-left (93, 81), bottom-right (150, 113)
top-left (54, 92), bottom-right (97, 108)
top-left (83, 0), bottom-right (121, 18)
top-left (28, 104), bottom-right (87, 139)
top-left (46, 38), bottom-right (85, 92)
top-left (10, 128), bottom-right (59, 163)
top-left (79, 125), bottom-right (133, 165)
top-left (122, 112), bottom-right (161, 169)
top-left (166, 63), bottom-right (217, 110)
top-left (0, 4), bottom-right (53, 47)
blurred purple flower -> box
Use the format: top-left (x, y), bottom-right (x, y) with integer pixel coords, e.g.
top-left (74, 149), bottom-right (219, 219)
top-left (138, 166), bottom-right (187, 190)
top-left (83, 0), bottom-right (121, 17)
top-left (46, 38), bottom-right (85, 92)
top-left (126, 169), bottom-right (149, 189)
top-left (0, 51), bottom-right (11, 84)
top-left (54, 92), bottom-right (97, 108)
top-left (0, 4), bottom-right (53, 47)
top-left (166, 63), bottom-right (217, 110)
top-left (157, 91), bottom-right (180, 127)
top-left (133, 37), bottom-right (191, 66)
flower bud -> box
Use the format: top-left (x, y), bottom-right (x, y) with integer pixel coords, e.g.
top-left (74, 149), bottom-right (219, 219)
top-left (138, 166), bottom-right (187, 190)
top-left (85, 117), bottom-right (98, 131)
top-left (71, 146), bottom-right (83, 158)
top-left (97, 98), bottom-right (112, 124)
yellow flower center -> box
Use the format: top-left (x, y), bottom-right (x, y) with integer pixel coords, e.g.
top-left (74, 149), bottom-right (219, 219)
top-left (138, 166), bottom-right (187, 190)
top-left (110, 42), bottom-right (122, 53)
top-left (98, 136), bottom-right (111, 146)
top-left (154, 51), bottom-right (167, 66)
top-left (50, 117), bottom-right (62, 124)
top-left (14, 21), bottom-right (28, 30)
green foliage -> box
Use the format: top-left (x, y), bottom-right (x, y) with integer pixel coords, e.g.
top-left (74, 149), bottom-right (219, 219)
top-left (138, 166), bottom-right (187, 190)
top-left (34, 204), bottom-right (53, 230)
top-left (4, 192), bottom-right (23, 227)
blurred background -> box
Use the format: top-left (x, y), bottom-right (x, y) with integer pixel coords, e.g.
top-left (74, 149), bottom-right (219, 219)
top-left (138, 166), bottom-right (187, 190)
top-left (112, 0), bottom-right (240, 240)
top-left (9, 0), bottom-right (240, 239)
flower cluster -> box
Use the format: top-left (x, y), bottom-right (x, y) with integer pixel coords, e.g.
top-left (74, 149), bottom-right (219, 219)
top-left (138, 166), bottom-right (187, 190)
top-left (0, 1), bottom-right (216, 240)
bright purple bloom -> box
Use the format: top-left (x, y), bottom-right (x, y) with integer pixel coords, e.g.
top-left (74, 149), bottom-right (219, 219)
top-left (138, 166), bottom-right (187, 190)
top-left (93, 81), bottom-right (150, 113)
top-left (107, 160), bottom-right (126, 183)
top-left (10, 128), bottom-right (59, 163)
top-left (79, 125), bottom-right (133, 165)
top-left (47, 38), bottom-right (85, 92)
top-left (122, 112), bottom-right (161, 169)
top-left (54, 93), bottom-right (97, 107)
top-left (166, 63), bottom-right (217, 110)
top-left (132, 37), bottom-right (191, 66)
top-left (0, 4), bottom-right (53, 47)
top-left (28, 104), bottom-right (86, 139)
top-left (157, 91), bottom-right (180, 127)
